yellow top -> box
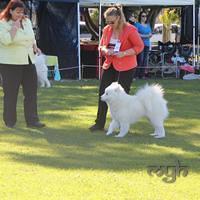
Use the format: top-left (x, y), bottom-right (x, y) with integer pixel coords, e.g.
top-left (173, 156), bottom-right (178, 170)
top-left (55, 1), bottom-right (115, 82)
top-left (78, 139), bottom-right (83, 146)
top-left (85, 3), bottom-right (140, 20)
top-left (0, 18), bottom-right (36, 65)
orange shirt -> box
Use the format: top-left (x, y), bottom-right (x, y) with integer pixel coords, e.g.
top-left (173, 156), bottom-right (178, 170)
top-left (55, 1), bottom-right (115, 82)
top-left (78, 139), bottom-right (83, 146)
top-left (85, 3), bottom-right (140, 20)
top-left (99, 23), bottom-right (144, 71)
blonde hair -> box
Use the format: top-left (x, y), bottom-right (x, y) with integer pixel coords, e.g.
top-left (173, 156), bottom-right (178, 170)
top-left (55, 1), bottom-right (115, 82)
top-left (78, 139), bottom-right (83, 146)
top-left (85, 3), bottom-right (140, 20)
top-left (104, 6), bottom-right (126, 30)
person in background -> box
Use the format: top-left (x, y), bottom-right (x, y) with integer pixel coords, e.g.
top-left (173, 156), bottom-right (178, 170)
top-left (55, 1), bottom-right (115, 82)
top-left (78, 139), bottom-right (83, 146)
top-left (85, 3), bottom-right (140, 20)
top-left (89, 6), bottom-right (144, 132)
top-left (0, 0), bottom-right (45, 128)
top-left (135, 11), bottom-right (152, 79)
top-left (128, 12), bottom-right (137, 26)
top-left (174, 25), bottom-right (181, 43)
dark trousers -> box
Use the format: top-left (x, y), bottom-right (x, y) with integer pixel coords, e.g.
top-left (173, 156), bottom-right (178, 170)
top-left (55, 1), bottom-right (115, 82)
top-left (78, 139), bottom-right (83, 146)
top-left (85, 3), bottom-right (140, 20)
top-left (0, 63), bottom-right (39, 126)
top-left (136, 46), bottom-right (150, 78)
top-left (95, 66), bottom-right (135, 128)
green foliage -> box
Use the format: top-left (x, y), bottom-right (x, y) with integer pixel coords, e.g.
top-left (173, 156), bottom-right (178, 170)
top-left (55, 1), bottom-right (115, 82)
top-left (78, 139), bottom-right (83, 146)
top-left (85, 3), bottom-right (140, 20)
top-left (90, 8), bottom-right (99, 26)
top-left (159, 8), bottom-right (180, 42)
top-left (159, 8), bottom-right (179, 28)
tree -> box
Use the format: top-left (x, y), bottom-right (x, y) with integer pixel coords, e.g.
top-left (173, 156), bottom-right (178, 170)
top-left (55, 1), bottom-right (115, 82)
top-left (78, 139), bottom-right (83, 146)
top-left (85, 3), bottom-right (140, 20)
top-left (83, 8), bottom-right (99, 40)
top-left (83, 6), bottom-right (163, 41)
top-left (159, 8), bottom-right (179, 43)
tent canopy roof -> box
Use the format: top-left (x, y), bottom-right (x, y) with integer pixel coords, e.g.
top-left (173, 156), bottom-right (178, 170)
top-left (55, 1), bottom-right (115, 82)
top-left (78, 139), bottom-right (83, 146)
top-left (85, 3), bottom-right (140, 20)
top-left (39, 0), bottom-right (78, 2)
top-left (80, 0), bottom-right (194, 6)
top-left (39, 0), bottom-right (194, 6)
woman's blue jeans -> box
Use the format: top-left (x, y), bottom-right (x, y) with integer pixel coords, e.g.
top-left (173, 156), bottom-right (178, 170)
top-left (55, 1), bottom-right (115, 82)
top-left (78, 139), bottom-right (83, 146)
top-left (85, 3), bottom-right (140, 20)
top-left (136, 46), bottom-right (150, 78)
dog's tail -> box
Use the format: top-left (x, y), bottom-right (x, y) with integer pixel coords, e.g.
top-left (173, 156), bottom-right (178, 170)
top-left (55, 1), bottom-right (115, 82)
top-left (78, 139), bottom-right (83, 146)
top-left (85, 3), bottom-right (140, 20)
top-left (136, 84), bottom-right (164, 98)
top-left (136, 84), bottom-right (168, 116)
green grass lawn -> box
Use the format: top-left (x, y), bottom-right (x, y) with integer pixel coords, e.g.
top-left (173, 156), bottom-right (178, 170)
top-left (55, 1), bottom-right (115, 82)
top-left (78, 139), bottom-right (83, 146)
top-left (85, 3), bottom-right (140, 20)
top-left (0, 79), bottom-right (200, 200)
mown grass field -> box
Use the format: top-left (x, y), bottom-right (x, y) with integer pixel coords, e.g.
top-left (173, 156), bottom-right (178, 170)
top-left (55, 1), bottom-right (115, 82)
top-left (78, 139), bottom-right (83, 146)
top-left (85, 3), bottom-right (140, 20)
top-left (0, 79), bottom-right (199, 200)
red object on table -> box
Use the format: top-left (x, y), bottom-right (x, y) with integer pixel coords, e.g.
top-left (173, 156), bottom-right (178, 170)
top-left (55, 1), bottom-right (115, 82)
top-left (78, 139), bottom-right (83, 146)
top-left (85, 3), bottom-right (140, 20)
top-left (179, 65), bottom-right (195, 73)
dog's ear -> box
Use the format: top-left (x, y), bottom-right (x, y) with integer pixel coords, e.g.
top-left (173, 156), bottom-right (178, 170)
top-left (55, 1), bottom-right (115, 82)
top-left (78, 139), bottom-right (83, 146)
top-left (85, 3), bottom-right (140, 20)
top-left (114, 84), bottom-right (121, 93)
top-left (114, 83), bottom-right (124, 92)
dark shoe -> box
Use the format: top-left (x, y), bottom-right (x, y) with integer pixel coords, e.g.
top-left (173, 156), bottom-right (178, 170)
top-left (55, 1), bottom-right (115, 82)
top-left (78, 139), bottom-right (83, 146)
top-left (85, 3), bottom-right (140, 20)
top-left (27, 121), bottom-right (46, 128)
top-left (89, 124), bottom-right (104, 132)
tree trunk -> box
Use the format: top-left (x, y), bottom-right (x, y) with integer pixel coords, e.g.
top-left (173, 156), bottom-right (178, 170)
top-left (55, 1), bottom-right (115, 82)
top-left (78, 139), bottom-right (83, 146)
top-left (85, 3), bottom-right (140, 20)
top-left (83, 8), bottom-right (99, 40)
top-left (148, 8), bottom-right (162, 30)
top-left (162, 25), bottom-right (171, 43)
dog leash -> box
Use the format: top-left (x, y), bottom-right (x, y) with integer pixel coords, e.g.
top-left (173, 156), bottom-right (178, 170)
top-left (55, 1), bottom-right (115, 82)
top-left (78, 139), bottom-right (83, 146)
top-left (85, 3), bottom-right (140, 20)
top-left (117, 71), bottom-right (121, 83)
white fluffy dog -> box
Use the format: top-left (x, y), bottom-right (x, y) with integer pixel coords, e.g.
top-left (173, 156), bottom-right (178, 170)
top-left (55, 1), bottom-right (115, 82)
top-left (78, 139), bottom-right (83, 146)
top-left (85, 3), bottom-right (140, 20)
top-left (35, 54), bottom-right (51, 88)
top-left (101, 82), bottom-right (168, 138)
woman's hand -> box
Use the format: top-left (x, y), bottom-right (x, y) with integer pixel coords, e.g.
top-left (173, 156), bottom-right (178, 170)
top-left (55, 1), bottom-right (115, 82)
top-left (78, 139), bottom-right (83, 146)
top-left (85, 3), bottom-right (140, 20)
top-left (141, 33), bottom-right (152, 38)
top-left (10, 19), bottom-right (21, 39)
top-left (12, 19), bottom-right (21, 29)
top-left (114, 49), bottom-right (135, 58)
top-left (101, 46), bottom-right (114, 56)
top-left (105, 49), bottom-right (115, 56)
top-left (33, 44), bottom-right (42, 55)
top-left (114, 51), bottom-right (127, 58)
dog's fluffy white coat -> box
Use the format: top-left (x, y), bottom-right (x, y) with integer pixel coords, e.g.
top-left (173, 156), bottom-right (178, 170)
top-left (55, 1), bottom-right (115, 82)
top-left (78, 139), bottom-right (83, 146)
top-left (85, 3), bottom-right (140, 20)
top-left (35, 54), bottom-right (51, 88)
top-left (101, 82), bottom-right (168, 138)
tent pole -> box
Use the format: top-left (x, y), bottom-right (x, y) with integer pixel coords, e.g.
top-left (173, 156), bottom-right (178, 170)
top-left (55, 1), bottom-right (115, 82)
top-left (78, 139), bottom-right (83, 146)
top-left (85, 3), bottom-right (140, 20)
top-left (77, 2), bottom-right (81, 80)
top-left (30, 0), bottom-right (33, 21)
top-left (193, 0), bottom-right (196, 66)
top-left (198, 6), bottom-right (200, 69)
top-left (98, 2), bottom-right (102, 80)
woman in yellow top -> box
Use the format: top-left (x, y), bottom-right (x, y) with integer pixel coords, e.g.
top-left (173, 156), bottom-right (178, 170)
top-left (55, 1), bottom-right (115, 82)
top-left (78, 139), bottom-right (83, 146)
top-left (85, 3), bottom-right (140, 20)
top-left (0, 0), bottom-right (45, 128)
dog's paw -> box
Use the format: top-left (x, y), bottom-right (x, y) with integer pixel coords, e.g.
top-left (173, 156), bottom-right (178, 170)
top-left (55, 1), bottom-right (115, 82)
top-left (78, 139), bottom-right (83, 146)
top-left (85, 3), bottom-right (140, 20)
top-left (150, 133), bottom-right (158, 136)
top-left (154, 135), bottom-right (165, 139)
top-left (106, 131), bottom-right (113, 136)
top-left (46, 81), bottom-right (51, 88)
top-left (115, 134), bottom-right (125, 138)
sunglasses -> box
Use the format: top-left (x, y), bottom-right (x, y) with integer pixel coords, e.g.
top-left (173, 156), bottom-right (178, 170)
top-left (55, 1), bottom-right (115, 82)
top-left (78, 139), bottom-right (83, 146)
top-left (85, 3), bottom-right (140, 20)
top-left (106, 21), bottom-right (115, 25)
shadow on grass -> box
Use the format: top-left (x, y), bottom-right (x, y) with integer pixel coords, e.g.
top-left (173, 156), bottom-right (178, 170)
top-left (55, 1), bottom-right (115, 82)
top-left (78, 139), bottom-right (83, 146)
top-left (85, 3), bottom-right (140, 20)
top-left (1, 125), bottom-right (200, 172)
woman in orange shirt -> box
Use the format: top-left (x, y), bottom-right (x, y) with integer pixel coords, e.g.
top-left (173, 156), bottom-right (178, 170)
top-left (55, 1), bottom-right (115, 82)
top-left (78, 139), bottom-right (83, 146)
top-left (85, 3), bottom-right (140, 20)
top-left (90, 6), bottom-right (144, 132)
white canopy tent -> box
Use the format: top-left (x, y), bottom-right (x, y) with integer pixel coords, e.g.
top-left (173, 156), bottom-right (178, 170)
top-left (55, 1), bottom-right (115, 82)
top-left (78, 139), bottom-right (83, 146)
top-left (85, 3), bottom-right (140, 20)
top-left (79, 0), bottom-right (196, 79)
top-left (80, 0), bottom-right (194, 6)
